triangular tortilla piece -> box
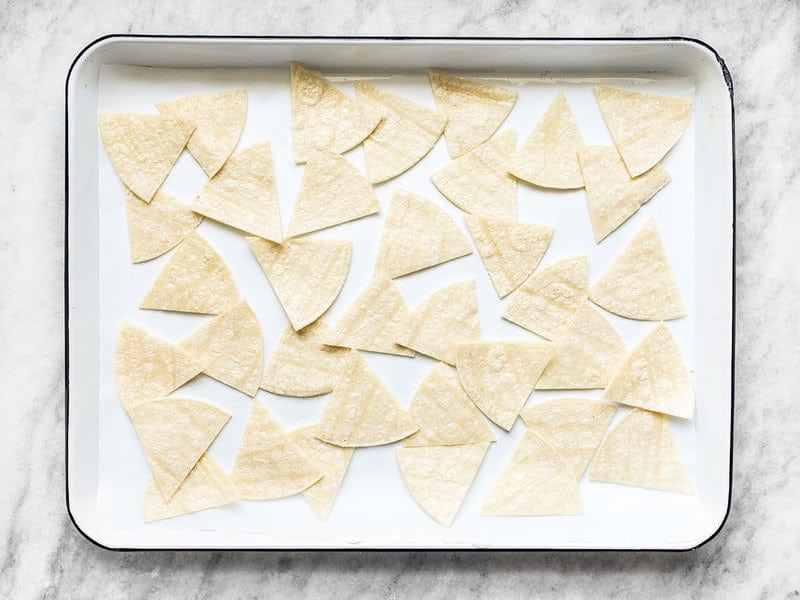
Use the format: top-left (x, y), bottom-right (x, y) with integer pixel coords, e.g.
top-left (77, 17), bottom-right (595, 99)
top-left (604, 322), bottom-right (694, 419)
top-left (192, 143), bottom-right (282, 242)
top-left (466, 215), bottom-right (553, 298)
top-left (482, 430), bottom-right (582, 516)
top-left (396, 280), bottom-right (481, 365)
top-left (315, 350), bottom-right (418, 447)
top-left (588, 218), bottom-right (685, 320)
top-left (510, 93), bottom-right (584, 189)
top-left (128, 397), bottom-right (230, 501)
top-left (536, 301), bottom-right (626, 390)
top-left (139, 231), bottom-right (239, 315)
top-left (430, 130), bottom-right (518, 219)
top-left (355, 82), bottom-right (447, 184)
top-left (232, 400), bottom-right (323, 500)
top-left (98, 112), bottom-right (194, 203)
top-left (326, 275), bottom-right (415, 357)
top-left (502, 256), bottom-right (588, 340)
top-left (288, 150), bottom-right (379, 237)
top-left (143, 453), bottom-right (240, 522)
top-left (397, 442), bottom-right (490, 525)
top-left (428, 70), bottom-right (517, 158)
top-left (578, 145), bottom-right (671, 243)
top-left (157, 89), bottom-right (247, 177)
top-left (247, 237), bottom-right (351, 330)
top-left (114, 322), bottom-right (201, 412)
top-left (179, 300), bottom-right (263, 396)
top-left (125, 188), bottom-right (203, 263)
top-left (589, 408), bottom-right (693, 493)
top-left (261, 320), bottom-right (348, 397)
top-left (520, 398), bottom-right (617, 481)
top-left (291, 63), bottom-right (383, 163)
top-left (402, 363), bottom-right (495, 447)
top-left (375, 189), bottom-right (472, 278)
top-left (290, 426), bottom-right (354, 520)
top-left (456, 341), bottom-right (553, 431)
top-left (595, 86), bottom-right (693, 177)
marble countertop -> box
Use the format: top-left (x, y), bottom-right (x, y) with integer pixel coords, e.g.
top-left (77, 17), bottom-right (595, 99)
top-left (2, 0), bottom-right (799, 597)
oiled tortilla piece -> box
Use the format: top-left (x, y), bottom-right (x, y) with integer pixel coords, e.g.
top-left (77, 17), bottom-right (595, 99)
top-left (604, 322), bottom-right (694, 419)
top-left (125, 188), bottom-right (202, 264)
top-left (397, 442), bottom-right (491, 525)
top-left (590, 408), bottom-right (693, 494)
top-left (482, 431), bottom-right (582, 516)
top-left (428, 70), bottom-right (517, 158)
top-left (99, 112), bottom-right (194, 203)
top-left (315, 350), bottom-right (418, 447)
top-left (588, 217), bottom-right (685, 320)
top-left (594, 86), bottom-right (692, 177)
top-left (291, 63), bottom-right (383, 163)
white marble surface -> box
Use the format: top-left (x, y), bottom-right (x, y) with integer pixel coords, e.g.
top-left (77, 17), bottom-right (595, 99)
top-left (1, 0), bottom-right (798, 597)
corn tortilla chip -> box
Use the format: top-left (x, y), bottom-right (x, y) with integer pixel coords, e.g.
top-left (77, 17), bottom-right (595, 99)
top-left (430, 130), bottom-right (517, 219)
top-left (192, 143), bottom-right (282, 242)
top-left (457, 340), bottom-right (553, 431)
top-left (375, 189), bottom-right (472, 278)
top-left (428, 70), bottom-right (517, 158)
top-left (589, 218), bottom-right (685, 320)
top-left (595, 86), bottom-right (692, 177)
top-left (355, 82), bottom-right (447, 183)
top-left (604, 322), bottom-right (694, 419)
top-left (139, 231), bottom-right (239, 315)
top-left (397, 442), bottom-right (490, 525)
top-left (315, 350), bottom-right (418, 447)
top-left (98, 112), bottom-right (194, 203)
top-left (590, 408), bottom-right (693, 493)
top-left (396, 280), bottom-right (481, 365)
top-left (247, 237), bottom-right (351, 331)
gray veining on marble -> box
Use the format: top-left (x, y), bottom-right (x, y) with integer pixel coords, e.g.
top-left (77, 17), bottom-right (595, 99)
top-left (1, 0), bottom-right (799, 598)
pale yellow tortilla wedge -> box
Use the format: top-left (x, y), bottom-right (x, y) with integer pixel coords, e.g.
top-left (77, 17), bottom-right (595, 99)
top-left (604, 322), bottom-right (694, 419)
top-left (232, 400), bottom-right (323, 500)
top-left (315, 350), bottom-right (418, 447)
top-left (247, 237), bottom-right (351, 330)
top-left (430, 130), bottom-right (518, 219)
top-left (466, 215), bottom-right (553, 298)
top-left (128, 397), bottom-right (230, 501)
top-left (261, 319), bottom-right (348, 397)
top-left (192, 143), bottom-right (282, 242)
top-left (589, 218), bottom-right (685, 320)
top-left (355, 82), bottom-right (447, 183)
top-left (143, 452), bottom-right (240, 522)
top-left (290, 426), bottom-right (354, 520)
top-left (291, 63), bottom-right (383, 163)
top-left (179, 300), bottom-right (263, 397)
top-left (375, 189), bottom-right (472, 278)
top-left (99, 112), bottom-right (194, 203)
top-left (139, 231), bottom-right (239, 315)
top-left (396, 280), bottom-right (481, 365)
top-left (326, 274), bottom-right (415, 357)
top-left (397, 442), bottom-right (490, 525)
top-left (536, 300), bottom-right (626, 390)
top-left (595, 86), bottom-right (693, 177)
top-left (428, 70), bottom-right (517, 158)
top-left (157, 88), bottom-right (247, 177)
top-left (510, 93), bottom-right (584, 189)
top-left (578, 145), bottom-right (671, 243)
top-left (502, 255), bottom-right (588, 340)
top-left (402, 363), bottom-right (495, 447)
top-left (589, 408), bottom-right (693, 493)
top-left (456, 340), bottom-right (553, 431)
top-left (482, 430), bottom-right (582, 516)
top-left (520, 398), bottom-right (617, 481)
top-left (125, 188), bottom-right (203, 263)
top-left (114, 322), bottom-right (200, 412)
